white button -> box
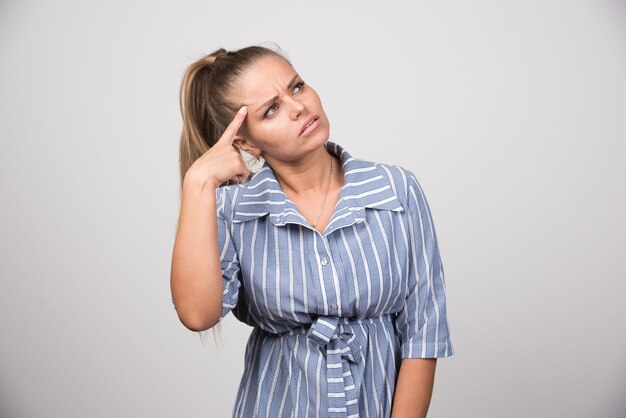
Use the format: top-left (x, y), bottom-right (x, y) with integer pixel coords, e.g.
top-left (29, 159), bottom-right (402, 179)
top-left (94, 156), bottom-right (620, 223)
top-left (321, 257), bottom-right (328, 266)
top-left (330, 303), bottom-right (338, 310)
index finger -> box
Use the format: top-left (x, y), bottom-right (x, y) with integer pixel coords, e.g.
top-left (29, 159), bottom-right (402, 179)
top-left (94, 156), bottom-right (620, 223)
top-left (218, 106), bottom-right (248, 145)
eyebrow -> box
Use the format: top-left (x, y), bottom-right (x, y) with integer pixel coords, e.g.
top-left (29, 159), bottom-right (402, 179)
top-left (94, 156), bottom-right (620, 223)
top-left (253, 74), bottom-right (301, 113)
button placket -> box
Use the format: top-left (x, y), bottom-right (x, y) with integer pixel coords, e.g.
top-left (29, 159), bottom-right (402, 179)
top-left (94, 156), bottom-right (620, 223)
top-left (314, 234), bottom-right (341, 317)
top-left (321, 254), bottom-right (338, 314)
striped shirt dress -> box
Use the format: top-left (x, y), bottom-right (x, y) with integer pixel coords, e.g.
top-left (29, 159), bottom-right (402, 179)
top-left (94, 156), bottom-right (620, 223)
top-left (215, 140), bottom-right (454, 418)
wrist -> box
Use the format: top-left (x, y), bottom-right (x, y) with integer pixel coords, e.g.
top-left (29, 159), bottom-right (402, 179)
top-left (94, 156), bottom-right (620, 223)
top-left (183, 172), bottom-right (222, 195)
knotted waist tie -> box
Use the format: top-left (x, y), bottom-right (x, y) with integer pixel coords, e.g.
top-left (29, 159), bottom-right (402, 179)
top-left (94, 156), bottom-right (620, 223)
top-left (307, 316), bottom-right (361, 417)
top-left (260, 314), bottom-right (395, 417)
top-left (304, 314), bottom-right (394, 418)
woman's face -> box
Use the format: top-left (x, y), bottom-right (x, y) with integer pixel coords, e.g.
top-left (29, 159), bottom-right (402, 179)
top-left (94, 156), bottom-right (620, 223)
top-left (228, 55), bottom-right (330, 163)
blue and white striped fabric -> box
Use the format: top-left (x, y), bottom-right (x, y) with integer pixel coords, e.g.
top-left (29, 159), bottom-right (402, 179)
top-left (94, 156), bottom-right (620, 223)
top-left (215, 140), bottom-right (454, 418)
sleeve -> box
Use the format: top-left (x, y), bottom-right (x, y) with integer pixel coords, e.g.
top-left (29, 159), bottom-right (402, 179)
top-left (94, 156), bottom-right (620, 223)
top-left (394, 171), bottom-right (455, 358)
top-left (215, 187), bottom-right (243, 320)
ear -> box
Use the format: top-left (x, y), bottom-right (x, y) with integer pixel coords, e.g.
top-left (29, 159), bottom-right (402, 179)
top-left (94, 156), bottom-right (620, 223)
top-left (233, 136), bottom-right (262, 157)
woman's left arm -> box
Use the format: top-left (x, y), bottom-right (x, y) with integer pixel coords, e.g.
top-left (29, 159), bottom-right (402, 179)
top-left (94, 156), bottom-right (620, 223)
top-left (391, 358), bottom-right (437, 418)
top-left (391, 170), bottom-right (454, 417)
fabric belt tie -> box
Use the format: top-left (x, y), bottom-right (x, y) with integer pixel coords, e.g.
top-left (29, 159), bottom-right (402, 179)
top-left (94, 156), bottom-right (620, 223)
top-left (306, 316), bottom-right (362, 417)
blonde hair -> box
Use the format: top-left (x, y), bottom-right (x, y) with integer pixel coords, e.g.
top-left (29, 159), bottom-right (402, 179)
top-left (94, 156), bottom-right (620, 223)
top-left (178, 44), bottom-right (291, 190)
top-left (177, 44), bottom-right (291, 343)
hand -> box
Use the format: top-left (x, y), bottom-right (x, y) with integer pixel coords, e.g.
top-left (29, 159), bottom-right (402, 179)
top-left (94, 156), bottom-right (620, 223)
top-left (184, 106), bottom-right (251, 189)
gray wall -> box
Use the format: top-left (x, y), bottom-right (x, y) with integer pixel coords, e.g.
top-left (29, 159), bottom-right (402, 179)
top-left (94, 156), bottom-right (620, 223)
top-left (1, 1), bottom-right (625, 417)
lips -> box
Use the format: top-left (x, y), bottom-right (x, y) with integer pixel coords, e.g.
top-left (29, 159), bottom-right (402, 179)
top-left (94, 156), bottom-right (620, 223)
top-left (300, 115), bottom-right (319, 136)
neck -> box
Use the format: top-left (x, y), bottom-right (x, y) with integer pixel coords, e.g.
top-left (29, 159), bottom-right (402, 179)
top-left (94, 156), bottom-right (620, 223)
top-left (270, 147), bottom-right (340, 196)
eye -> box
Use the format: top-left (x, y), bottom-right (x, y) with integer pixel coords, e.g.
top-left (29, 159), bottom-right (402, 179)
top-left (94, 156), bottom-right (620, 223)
top-left (293, 81), bottom-right (305, 93)
top-left (263, 81), bottom-right (306, 118)
top-left (264, 103), bottom-right (279, 118)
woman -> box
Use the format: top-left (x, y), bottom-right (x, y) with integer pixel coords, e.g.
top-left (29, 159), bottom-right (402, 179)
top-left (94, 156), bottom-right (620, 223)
top-left (170, 45), bottom-right (454, 418)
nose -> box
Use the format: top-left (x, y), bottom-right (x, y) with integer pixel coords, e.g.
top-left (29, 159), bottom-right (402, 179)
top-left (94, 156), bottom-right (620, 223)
top-left (288, 97), bottom-right (307, 120)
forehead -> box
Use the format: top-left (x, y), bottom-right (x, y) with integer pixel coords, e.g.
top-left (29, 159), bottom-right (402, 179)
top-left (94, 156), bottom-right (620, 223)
top-left (229, 56), bottom-right (297, 105)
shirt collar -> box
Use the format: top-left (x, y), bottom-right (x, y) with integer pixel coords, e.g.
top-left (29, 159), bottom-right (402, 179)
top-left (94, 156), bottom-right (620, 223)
top-left (231, 140), bottom-right (404, 231)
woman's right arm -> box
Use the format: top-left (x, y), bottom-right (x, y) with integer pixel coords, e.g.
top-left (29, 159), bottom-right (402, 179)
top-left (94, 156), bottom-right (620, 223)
top-left (170, 106), bottom-right (250, 331)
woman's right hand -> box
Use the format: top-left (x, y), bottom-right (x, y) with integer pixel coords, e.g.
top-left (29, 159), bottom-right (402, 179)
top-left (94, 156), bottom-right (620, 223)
top-left (184, 106), bottom-right (251, 190)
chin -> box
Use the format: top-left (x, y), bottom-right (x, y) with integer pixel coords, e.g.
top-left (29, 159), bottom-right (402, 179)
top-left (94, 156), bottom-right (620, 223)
top-left (314, 116), bottom-right (330, 141)
top-left (311, 127), bottom-right (330, 147)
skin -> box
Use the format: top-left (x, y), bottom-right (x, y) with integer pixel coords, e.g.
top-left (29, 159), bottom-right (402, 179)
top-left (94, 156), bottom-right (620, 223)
top-left (228, 55), bottom-right (331, 174)
top-left (229, 56), bottom-right (344, 233)
top-left (227, 55), bottom-right (344, 233)
top-left (170, 55), bottom-right (437, 415)
top-left (391, 358), bottom-right (437, 418)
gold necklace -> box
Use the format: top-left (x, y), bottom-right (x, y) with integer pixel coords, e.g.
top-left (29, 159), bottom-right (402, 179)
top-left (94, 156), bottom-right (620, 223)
top-left (274, 152), bottom-right (333, 228)
top-left (312, 153), bottom-right (333, 228)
